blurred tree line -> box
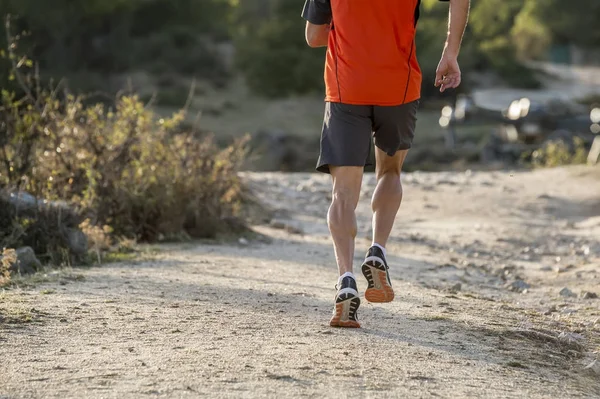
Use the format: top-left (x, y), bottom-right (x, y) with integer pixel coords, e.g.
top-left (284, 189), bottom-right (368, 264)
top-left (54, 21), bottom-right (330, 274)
top-left (1, 0), bottom-right (599, 98)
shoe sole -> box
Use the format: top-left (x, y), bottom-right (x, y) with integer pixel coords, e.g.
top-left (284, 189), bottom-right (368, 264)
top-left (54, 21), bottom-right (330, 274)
top-left (362, 256), bottom-right (395, 303)
top-left (330, 294), bottom-right (361, 328)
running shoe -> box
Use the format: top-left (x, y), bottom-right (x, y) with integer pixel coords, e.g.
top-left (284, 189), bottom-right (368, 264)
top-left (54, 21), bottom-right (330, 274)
top-left (329, 274), bottom-right (361, 328)
top-left (361, 246), bottom-right (395, 303)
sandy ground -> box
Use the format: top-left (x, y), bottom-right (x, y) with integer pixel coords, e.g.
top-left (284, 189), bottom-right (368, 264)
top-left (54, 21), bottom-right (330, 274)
top-left (1, 166), bottom-right (600, 398)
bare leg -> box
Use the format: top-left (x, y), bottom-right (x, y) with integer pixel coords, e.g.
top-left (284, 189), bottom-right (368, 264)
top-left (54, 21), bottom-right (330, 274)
top-left (371, 148), bottom-right (408, 247)
top-left (328, 166), bottom-right (363, 276)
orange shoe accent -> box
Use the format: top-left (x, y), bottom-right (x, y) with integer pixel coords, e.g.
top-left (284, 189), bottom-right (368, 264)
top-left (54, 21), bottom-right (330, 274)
top-left (329, 303), bottom-right (360, 328)
top-left (364, 269), bottom-right (395, 303)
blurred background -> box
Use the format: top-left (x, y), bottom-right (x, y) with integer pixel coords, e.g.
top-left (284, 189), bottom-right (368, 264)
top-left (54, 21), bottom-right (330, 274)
top-left (1, 0), bottom-right (600, 172)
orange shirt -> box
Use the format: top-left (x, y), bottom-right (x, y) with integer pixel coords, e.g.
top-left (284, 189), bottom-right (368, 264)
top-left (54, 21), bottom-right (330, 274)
top-left (303, 0), bottom-right (438, 106)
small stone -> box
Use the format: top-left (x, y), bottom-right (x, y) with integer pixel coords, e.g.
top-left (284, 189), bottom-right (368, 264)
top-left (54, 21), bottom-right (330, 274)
top-left (450, 283), bottom-right (462, 292)
top-left (238, 237), bottom-right (249, 246)
top-left (506, 280), bottom-right (531, 293)
top-left (270, 220), bottom-right (287, 230)
top-left (540, 265), bottom-right (553, 271)
top-left (584, 359), bottom-right (600, 375)
top-left (543, 306), bottom-right (557, 315)
top-left (285, 225), bottom-right (304, 235)
top-left (559, 287), bottom-right (577, 298)
top-left (581, 291), bottom-right (598, 299)
top-left (267, 293), bottom-right (274, 297)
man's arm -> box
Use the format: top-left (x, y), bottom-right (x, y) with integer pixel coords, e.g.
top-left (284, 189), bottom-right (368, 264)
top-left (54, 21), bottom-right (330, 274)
top-left (301, 0), bottom-right (332, 48)
top-left (435, 0), bottom-right (470, 92)
top-left (444, 0), bottom-right (470, 58)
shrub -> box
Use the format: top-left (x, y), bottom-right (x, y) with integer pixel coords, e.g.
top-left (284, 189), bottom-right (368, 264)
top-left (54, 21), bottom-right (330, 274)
top-left (1, 89), bottom-right (250, 243)
top-left (0, 19), bottom-right (251, 266)
top-left (233, 0), bottom-right (326, 98)
top-left (531, 137), bottom-right (588, 167)
top-left (0, 248), bottom-right (16, 286)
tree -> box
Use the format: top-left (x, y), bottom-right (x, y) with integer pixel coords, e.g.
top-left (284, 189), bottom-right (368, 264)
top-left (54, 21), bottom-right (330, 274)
top-left (233, 0), bottom-right (326, 97)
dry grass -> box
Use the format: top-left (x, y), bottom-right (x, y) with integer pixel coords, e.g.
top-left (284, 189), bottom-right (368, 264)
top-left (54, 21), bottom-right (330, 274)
top-left (0, 248), bottom-right (17, 286)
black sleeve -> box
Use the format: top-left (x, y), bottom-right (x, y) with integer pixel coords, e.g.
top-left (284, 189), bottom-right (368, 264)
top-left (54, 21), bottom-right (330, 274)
top-left (301, 0), bottom-right (332, 25)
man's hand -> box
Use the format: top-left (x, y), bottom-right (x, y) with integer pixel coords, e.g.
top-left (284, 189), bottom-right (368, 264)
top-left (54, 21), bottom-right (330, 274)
top-left (435, 0), bottom-right (469, 92)
top-left (435, 54), bottom-right (461, 93)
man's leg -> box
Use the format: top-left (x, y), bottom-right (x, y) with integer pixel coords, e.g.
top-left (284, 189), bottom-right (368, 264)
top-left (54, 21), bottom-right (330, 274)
top-left (328, 166), bottom-right (364, 276)
top-left (328, 166), bottom-right (363, 328)
top-left (316, 102), bottom-right (373, 328)
top-left (362, 100), bottom-right (417, 303)
top-left (371, 148), bottom-right (409, 247)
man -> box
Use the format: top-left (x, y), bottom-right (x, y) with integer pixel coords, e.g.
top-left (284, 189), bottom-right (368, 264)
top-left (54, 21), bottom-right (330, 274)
top-left (302, 0), bottom-right (470, 328)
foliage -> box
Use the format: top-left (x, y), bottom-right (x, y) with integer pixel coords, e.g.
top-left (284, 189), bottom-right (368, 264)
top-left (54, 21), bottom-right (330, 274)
top-left (0, 248), bottom-right (16, 286)
top-left (0, 19), bottom-right (251, 267)
top-left (1, 0), bottom-right (598, 97)
top-left (233, 0), bottom-right (326, 97)
top-left (531, 137), bottom-right (589, 168)
top-left (0, 0), bottom-right (231, 81)
top-left (530, 0), bottom-right (600, 47)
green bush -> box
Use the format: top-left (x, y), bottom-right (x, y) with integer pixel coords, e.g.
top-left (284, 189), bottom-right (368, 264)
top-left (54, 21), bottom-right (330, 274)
top-left (233, 0), bottom-right (326, 98)
top-left (480, 37), bottom-right (541, 89)
top-left (531, 137), bottom-right (588, 167)
top-left (0, 25), bottom-right (251, 264)
top-left (1, 89), bottom-right (250, 242)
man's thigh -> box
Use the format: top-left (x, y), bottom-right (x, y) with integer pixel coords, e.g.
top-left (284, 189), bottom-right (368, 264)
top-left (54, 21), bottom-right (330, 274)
top-left (317, 102), bottom-right (373, 174)
top-left (372, 100), bottom-right (419, 157)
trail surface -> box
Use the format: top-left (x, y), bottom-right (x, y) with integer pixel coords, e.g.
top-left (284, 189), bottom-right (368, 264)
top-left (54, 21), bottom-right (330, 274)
top-left (2, 167), bottom-right (600, 398)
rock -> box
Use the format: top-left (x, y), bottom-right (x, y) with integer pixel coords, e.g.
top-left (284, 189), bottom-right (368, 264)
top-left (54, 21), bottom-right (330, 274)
top-left (558, 332), bottom-right (585, 346)
top-left (450, 283), bottom-right (462, 292)
top-left (67, 228), bottom-right (88, 256)
top-left (559, 287), bottom-right (577, 298)
top-left (579, 245), bottom-right (591, 256)
top-left (581, 291), bottom-right (598, 299)
top-left (584, 359), bottom-right (600, 375)
top-left (543, 306), bottom-right (557, 315)
top-left (269, 220), bottom-right (304, 235)
top-left (12, 247), bottom-right (42, 275)
top-left (8, 191), bottom-right (38, 209)
top-left (506, 279), bottom-right (530, 293)
top-left (270, 220), bottom-right (287, 230)
top-left (238, 237), bottom-right (249, 246)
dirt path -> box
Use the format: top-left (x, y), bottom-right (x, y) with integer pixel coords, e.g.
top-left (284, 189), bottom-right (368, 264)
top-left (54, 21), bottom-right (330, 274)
top-left (2, 167), bottom-right (600, 398)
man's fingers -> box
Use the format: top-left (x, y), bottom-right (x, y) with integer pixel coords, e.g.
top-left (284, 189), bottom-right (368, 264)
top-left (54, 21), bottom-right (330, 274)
top-left (434, 69), bottom-right (444, 87)
top-left (451, 76), bottom-right (461, 88)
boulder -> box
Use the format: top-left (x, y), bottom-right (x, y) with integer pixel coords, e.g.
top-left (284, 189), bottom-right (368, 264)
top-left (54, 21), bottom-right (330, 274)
top-left (67, 228), bottom-right (88, 256)
top-left (12, 247), bottom-right (42, 275)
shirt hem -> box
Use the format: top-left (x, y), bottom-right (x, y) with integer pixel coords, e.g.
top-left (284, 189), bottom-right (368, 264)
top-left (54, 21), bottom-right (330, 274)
top-left (324, 94), bottom-right (421, 106)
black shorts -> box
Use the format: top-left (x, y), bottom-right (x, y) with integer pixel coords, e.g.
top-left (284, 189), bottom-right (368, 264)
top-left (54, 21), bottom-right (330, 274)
top-left (316, 101), bottom-right (419, 174)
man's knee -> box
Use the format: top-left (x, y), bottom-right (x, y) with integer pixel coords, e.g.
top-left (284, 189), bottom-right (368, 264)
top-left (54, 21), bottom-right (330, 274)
top-left (331, 186), bottom-right (359, 211)
top-left (376, 163), bottom-right (402, 180)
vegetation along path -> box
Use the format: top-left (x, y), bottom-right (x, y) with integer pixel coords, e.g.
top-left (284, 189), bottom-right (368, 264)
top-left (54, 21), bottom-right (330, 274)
top-left (1, 166), bottom-right (600, 398)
